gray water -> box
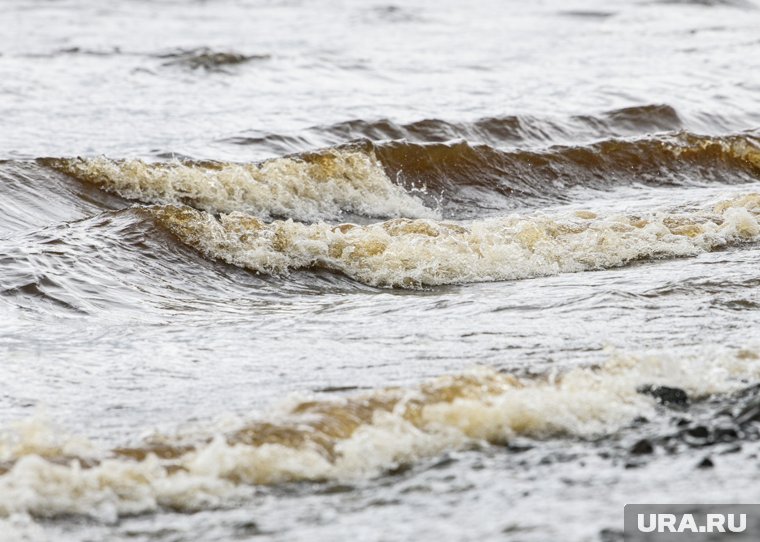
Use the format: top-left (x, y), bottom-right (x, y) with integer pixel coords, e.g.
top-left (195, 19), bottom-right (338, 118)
top-left (2, 1), bottom-right (760, 540)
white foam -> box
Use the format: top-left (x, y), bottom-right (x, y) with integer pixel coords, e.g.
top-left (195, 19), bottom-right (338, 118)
top-left (154, 192), bottom-right (760, 287)
top-left (52, 151), bottom-right (436, 221)
top-left (1, 346), bottom-right (759, 520)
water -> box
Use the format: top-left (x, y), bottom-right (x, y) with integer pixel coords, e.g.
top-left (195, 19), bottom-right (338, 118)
top-left (2, 0), bottom-right (760, 540)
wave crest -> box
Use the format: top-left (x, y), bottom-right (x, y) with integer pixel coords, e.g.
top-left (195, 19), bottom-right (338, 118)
top-left (43, 151), bottom-right (436, 222)
top-left (1, 346), bottom-right (758, 520)
top-left (40, 132), bottom-right (760, 222)
top-left (370, 132), bottom-right (760, 205)
top-left (152, 192), bottom-right (760, 288)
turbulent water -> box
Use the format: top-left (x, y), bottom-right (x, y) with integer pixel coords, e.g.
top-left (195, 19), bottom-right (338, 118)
top-left (2, 0), bottom-right (760, 541)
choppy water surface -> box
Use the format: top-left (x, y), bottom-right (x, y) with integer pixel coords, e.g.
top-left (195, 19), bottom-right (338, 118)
top-left (2, 0), bottom-right (760, 540)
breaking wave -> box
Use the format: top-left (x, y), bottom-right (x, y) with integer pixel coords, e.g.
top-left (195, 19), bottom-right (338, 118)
top-left (152, 193), bottom-right (760, 288)
top-left (43, 151), bottom-right (435, 222)
top-left (43, 132), bottom-right (760, 223)
top-left (1, 346), bottom-right (758, 521)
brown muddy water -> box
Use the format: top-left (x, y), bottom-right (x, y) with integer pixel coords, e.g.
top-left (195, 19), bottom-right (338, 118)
top-left (2, 0), bottom-right (760, 540)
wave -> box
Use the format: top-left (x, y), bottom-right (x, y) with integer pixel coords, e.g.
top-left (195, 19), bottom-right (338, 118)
top-left (18, 46), bottom-right (270, 71)
top-left (369, 132), bottom-right (760, 207)
top-left (1, 346), bottom-right (758, 520)
top-left (223, 104), bottom-right (685, 152)
top-left (42, 151), bottom-right (436, 222)
top-left (0, 207), bottom-right (362, 320)
top-left (152, 192), bottom-right (760, 288)
top-left (0, 209), bottom-right (188, 318)
top-left (0, 161), bottom-right (122, 236)
top-left (42, 132), bottom-right (760, 223)
top-left (156, 48), bottom-right (270, 71)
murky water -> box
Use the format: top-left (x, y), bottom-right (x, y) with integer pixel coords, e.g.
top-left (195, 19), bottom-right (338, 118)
top-left (2, 0), bottom-right (760, 540)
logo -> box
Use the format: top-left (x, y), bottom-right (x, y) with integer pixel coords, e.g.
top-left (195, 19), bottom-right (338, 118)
top-left (624, 505), bottom-right (760, 541)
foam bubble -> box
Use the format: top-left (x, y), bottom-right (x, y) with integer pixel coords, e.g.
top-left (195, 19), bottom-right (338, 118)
top-left (153, 192), bottom-right (760, 288)
top-left (46, 151), bottom-right (436, 221)
top-left (1, 346), bottom-right (759, 520)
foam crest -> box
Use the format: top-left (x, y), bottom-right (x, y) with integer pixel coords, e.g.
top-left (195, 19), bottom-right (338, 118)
top-left (152, 193), bottom-right (760, 288)
top-left (44, 151), bottom-right (435, 221)
top-left (1, 347), bottom-right (759, 520)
